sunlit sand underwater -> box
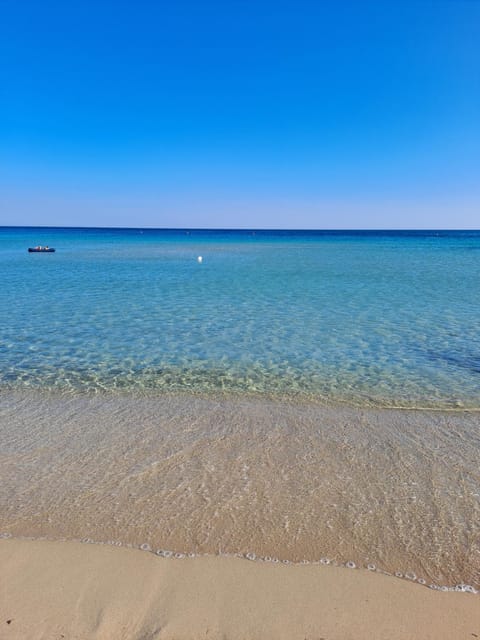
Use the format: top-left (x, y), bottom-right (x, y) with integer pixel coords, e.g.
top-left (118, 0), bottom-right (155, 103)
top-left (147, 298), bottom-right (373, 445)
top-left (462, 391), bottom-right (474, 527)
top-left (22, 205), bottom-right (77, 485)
top-left (0, 228), bottom-right (479, 592)
top-left (1, 228), bottom-right (480, 407)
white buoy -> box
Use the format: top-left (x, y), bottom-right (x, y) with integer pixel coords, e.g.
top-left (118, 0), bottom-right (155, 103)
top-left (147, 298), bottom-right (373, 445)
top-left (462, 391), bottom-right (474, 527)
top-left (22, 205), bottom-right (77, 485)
top-left (197, 256), bottom-right (203, 263)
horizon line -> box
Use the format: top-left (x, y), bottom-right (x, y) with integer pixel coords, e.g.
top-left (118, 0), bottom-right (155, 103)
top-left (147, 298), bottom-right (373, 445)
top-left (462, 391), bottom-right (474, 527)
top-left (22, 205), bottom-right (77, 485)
top-left (1, 225), bottom-right (480, 233)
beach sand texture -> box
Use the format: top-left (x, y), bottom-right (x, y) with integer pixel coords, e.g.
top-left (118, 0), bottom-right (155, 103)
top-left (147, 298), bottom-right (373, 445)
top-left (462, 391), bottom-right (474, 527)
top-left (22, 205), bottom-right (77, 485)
top-left (1, 391), bottom-right (479, 638)
top-left (1, 393), bottom-right (479, 590)
top-left (1, 538), bottom-right (479, 640)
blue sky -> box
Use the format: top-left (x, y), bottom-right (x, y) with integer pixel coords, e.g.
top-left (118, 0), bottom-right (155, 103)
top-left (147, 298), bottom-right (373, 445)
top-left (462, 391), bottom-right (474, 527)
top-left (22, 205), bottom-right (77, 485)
top-left (1, 0), bottom-right (479, 228)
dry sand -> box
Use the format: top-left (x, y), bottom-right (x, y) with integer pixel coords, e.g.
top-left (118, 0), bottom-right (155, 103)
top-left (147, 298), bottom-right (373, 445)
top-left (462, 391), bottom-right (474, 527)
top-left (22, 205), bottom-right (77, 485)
top-left (0, 538), bottom-right (478, 640)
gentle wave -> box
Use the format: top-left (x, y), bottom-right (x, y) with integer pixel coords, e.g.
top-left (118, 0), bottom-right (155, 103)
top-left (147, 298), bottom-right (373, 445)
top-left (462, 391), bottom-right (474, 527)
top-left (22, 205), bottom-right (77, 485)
top-left (1, 392), bottom-right (479, 590)
top-left (0, 532), bottom-right (477, 595)
top-left (0, 363), bottom-right (478, 409)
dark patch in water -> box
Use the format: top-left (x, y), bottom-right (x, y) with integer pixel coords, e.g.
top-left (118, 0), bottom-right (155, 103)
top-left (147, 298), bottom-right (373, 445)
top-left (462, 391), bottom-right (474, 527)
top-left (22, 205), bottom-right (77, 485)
top-left (423, 349), bottom-right (480, 375)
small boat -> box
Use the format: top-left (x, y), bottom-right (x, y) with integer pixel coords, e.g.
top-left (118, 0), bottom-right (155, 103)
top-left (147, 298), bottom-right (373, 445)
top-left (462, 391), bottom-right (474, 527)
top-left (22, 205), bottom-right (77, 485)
top-left (28, 247), bottom-right (56, 253)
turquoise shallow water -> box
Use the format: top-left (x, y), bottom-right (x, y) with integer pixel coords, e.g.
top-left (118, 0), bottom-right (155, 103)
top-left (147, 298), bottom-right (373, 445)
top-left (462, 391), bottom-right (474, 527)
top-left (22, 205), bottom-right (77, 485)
top-left (1, 227), bottom-right (479, 407)
top-left (1, 228), bottom-right (480, 588)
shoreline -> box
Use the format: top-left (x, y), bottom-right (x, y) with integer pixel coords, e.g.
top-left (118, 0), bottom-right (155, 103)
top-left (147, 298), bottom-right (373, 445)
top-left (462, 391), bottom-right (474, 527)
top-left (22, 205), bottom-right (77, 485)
top-left (1, 532), bottom-right (477, 594)
top-left (1, 391), bottom-right (479, 590)
top-left (1, 538), bottom-right (479, 640)
top-left (2, 385), bottom-right (480, 413)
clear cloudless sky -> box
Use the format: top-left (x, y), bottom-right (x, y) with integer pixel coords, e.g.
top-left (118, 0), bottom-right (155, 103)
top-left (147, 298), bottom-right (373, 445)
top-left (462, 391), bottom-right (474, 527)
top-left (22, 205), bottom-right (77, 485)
top-left (0, 0), bottom-right (479, 228)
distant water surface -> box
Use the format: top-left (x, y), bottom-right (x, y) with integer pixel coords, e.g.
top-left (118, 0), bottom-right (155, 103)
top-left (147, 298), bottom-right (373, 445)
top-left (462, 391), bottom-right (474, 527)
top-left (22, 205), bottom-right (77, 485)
top-left (1, 227), bottom-right (479, 408)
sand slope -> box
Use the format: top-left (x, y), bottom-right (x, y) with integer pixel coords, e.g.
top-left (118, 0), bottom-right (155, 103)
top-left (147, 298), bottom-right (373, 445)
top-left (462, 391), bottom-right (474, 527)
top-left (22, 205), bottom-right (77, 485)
top-left (0, 539), bottom-right (478, 640)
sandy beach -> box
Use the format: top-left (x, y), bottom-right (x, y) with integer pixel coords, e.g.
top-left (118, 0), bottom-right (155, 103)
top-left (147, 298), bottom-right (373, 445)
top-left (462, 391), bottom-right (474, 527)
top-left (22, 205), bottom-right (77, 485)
top-left (1, 538), bottom-right (478, 640)
top-left (3, 0), bottom-right (480, 632)
top-left (2, 392), bottom-right (479, 589)
top-left (1, 392), bottom-right (479, 637)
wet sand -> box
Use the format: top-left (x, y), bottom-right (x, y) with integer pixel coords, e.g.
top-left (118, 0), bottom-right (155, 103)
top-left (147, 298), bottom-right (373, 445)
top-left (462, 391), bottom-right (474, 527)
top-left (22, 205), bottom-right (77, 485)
top-left (1, 538), bottom-right (479, 640)
top-left (1, 391), bottom-right (479, 589)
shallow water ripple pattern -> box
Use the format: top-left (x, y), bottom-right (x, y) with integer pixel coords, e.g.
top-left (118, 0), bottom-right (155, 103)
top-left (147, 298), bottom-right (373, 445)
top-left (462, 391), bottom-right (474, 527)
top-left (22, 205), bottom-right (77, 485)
top-left (0, 393), bottom-right (479, 589)
top-left (1, 228), bottom-right (480, 407)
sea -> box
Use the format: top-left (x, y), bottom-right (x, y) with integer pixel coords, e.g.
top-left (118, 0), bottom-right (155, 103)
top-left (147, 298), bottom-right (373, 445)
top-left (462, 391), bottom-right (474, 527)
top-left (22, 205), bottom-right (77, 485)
top-left (0, 227), bottom-right (479, 591)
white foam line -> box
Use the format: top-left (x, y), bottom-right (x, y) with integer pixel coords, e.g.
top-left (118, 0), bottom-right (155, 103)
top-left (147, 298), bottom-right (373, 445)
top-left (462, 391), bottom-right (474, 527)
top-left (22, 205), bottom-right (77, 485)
top-left (0, 532), bottom-right (477, 594)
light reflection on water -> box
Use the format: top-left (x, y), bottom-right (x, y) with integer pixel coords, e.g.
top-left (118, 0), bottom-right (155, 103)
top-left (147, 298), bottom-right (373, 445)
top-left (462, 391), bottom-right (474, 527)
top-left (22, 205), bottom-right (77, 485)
top-left (1, 228), bottom-right (480, 407)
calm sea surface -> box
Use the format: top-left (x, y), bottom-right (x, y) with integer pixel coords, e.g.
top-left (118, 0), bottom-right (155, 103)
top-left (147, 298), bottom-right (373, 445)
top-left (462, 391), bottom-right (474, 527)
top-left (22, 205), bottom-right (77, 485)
top-left (1, 228), bottom-right (479, 590)
top-left (1, 227), bottom-right (479, 407)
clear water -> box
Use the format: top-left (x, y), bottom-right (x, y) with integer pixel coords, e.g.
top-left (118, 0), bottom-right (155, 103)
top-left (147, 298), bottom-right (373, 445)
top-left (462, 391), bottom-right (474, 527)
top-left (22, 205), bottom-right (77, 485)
top-left (1, 227), bottom-right (479, 407)
top-left (1, 228), bottom-right (480, 590)
top-left (1, 393), bottom-right (479, 589)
